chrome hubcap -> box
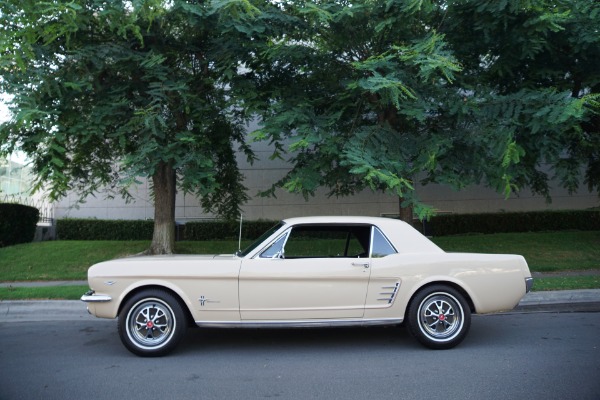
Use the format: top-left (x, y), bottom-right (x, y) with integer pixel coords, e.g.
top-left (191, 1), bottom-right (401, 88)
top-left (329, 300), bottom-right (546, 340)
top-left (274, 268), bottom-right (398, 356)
top-left (127, 299), bottom-right (174, 349)
top-left (419, 293), bottom-right (463, 341)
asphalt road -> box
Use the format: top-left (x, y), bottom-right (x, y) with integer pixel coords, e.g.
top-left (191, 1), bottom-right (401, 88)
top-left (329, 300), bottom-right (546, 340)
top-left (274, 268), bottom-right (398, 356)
top-left (1, 311), bottom-right (599, 400)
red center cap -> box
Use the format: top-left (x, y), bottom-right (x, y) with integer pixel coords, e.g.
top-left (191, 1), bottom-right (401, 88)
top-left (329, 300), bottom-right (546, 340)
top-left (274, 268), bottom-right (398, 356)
top-left (147, 321), bottom-right (154, 328)
top-left (439, 314), bottom-right (445, 321)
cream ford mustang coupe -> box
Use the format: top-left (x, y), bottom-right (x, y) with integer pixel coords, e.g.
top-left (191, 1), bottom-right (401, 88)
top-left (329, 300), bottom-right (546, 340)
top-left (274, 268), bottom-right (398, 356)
top-left (82, 216), bottom-right (533, 356)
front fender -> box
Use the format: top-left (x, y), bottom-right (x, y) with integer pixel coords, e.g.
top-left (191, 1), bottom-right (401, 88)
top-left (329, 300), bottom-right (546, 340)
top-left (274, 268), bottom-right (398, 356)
top-left (85, 279), bottom-right (195, 319)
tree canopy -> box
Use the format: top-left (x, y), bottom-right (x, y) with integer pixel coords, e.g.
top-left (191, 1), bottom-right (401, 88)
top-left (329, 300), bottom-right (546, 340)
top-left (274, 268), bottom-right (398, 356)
top-left (0, 0), bottom-right (289, 253)
top-left (443, 0), bottom-right (600, 199)
top-left (253, 0), bottom-right (599, 219)
top-left (1, 0), bottom-right (598, 251)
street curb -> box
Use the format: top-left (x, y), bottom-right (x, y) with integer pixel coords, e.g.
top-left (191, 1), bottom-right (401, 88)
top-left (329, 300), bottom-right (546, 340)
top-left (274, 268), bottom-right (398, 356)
top-left (514, 289), bottom-right (600, 313)
top-left (513, 302), bottom-right (600, 313)
top-left (0, 300), bottom-right (98, 322)
top-left (2, 289), bottom-right (600, 323)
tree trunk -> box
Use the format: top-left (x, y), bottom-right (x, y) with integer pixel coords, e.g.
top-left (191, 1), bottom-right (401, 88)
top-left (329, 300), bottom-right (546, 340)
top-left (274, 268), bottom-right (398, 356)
top-left (149, 161), bottom-right (177, 255)
top-left (399, 197), bottom-right (414, 227)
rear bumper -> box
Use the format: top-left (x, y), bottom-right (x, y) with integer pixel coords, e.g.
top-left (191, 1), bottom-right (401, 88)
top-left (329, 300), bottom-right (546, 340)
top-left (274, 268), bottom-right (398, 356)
top-left (525, 277), bottom-right (534, 293)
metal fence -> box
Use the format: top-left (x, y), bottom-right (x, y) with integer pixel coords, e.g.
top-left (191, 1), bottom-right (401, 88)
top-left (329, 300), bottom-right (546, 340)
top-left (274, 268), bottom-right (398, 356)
top-left (0, 194), bottom-right (54, 225)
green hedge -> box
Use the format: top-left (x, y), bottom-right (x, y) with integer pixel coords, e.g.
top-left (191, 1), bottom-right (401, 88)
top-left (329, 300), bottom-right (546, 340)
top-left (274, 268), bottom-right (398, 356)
top-left (55, 211), bottom-right (599, 241)
top-left (426, 210), bottom-right (600, 236)
top-left (185, 220), bottom-right (278, 241)
top-left (0, 203), bottom-right (39, 247)
top-left (56, 218), bottom-right (278, 241)
top-left (57, 219), bottom-right (154, 240)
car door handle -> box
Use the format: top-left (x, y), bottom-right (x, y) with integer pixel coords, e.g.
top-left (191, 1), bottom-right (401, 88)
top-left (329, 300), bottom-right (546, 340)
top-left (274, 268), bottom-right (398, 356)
top-left (352, 262), bottom-right (370, 268)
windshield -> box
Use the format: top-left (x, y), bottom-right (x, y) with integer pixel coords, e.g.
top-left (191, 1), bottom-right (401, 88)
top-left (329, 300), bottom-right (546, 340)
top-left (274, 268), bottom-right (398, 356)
top-left (237, 222), bottom-right (284, 257)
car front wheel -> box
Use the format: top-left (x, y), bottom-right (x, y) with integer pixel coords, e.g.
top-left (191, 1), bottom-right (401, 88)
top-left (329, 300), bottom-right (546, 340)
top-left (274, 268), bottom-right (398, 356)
top-left (118, 290), bottom-right (187, 357)
top-left (408, 285), bottom-right (471, 350)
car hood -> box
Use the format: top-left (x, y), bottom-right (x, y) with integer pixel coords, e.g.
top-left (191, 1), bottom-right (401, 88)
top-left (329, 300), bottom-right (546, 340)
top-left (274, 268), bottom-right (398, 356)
top-left (87, 253), bottom-right (241, 280)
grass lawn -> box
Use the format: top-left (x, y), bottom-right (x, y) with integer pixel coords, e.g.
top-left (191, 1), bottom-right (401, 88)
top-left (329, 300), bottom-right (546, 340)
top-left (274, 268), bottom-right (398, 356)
top-left (533, 276), bottom-right (600, 291)
top-left (0, 240), bottom-right (151, 281)
top-left (431, 231), bottom-right (600, 272)
top-left (0, 231), bottom-right (598, 298)
top-left (0, 285), bottom-right (89, 300)
top-left (0, 240), bottom-right (251, 281)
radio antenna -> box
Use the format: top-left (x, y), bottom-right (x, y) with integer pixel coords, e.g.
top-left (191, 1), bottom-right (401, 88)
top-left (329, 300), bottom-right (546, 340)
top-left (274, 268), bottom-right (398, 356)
top-left (237, 213), bottom-right (243, 254)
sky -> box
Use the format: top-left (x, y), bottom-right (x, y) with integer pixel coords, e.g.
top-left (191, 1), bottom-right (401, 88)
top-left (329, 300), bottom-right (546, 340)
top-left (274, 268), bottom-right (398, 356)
top-left (0, 93), bottom-right (27, 164)
top-left (0, 94), bottom-right (9, 121)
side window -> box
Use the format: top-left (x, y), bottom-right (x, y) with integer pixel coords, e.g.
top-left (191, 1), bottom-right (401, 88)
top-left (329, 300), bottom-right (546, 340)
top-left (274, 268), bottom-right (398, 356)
top-left (345, 233), bottom-right (366, 257)
top-left (259, 233), bottom-right (288, 258)
top-left (371, 227), bottom-right (397, 258)
top-left (280, 225), bottom-right (371, 258)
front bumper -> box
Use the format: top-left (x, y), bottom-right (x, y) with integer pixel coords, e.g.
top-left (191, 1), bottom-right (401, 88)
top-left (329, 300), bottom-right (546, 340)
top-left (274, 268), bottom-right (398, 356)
top-left (81, 290), bottom-right (112, 303)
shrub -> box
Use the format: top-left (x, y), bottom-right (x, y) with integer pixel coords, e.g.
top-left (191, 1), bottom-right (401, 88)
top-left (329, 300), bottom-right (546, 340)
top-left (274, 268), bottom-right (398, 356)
top-left (54, 211), bottom-right (599, 241)
top-left (56, 219), bottom-right (154, 240)
top-left (56, 218), bottom-right (278, 241)
top-left (185, 220), bottom-right (278, 241)
top-left (0, 203), bottom-right (39, 247)
top-left (427, 210), bottom-right (600, 236)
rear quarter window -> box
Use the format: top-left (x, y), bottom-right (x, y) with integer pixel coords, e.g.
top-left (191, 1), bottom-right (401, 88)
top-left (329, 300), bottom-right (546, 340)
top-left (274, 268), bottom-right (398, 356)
top-left (371, 227), bottom-right (397, 258)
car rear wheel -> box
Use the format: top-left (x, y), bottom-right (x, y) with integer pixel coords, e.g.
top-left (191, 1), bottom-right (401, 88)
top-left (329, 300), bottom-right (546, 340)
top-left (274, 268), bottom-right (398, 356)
top-left (118, 290), bottom-right (187, 357)
top-left (408, 285), bottom-right (471, 350)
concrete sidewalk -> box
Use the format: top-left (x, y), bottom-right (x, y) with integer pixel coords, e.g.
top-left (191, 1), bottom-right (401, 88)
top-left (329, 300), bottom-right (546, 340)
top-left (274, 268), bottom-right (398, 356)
top-left (1, 289), bottom-right (600, 323)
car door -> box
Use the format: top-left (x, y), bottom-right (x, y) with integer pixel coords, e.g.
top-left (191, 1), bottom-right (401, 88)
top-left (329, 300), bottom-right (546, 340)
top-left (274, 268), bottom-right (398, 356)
top-left (239, 224), bottom-right (372, 320)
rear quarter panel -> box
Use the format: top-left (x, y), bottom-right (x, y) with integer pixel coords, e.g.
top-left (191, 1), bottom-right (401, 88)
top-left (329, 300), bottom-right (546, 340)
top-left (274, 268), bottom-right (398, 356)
top-left (365, 252), bottom-right (530, 320)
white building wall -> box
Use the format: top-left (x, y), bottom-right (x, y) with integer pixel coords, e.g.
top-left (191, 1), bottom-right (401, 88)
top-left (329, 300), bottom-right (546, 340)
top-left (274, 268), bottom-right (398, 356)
top-left (416, 181), bottom-right (597, 214)
top-left (54, 135), bottom-right (599, 221)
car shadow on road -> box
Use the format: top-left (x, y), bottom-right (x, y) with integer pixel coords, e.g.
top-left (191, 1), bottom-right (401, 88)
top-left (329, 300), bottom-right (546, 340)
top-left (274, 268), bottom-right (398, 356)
top-left (177, 324), bottom-right (421, 355)
top-left (177, 314), bottom-right (529, 355)
top-left (73, 314), bottom-right (528, 358)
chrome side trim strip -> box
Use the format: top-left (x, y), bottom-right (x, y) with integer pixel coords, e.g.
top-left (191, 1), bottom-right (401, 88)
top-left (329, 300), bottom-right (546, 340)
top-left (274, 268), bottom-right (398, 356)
top-left (194, 318), bottom-right (403, 329)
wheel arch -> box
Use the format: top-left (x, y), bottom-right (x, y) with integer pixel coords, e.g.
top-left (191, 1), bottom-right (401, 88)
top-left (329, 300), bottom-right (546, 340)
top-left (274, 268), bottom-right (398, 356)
top-left (118, 284), bottom-right (196, 326)
top-left (406, 280), bottom-right (475, 316)
top-left (405, 280), bottom-right (474, 349)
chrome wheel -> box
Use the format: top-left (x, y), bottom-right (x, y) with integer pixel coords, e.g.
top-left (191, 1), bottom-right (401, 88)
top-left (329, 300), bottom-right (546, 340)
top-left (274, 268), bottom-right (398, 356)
top-left (408, 285), bottom-right (471, 349)
top-left (118, 290), bottom-right (187, 357)
top-left (126, 298), bottom-right (175, 349)
top-left (418, 293), bottom-right (463, 341)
